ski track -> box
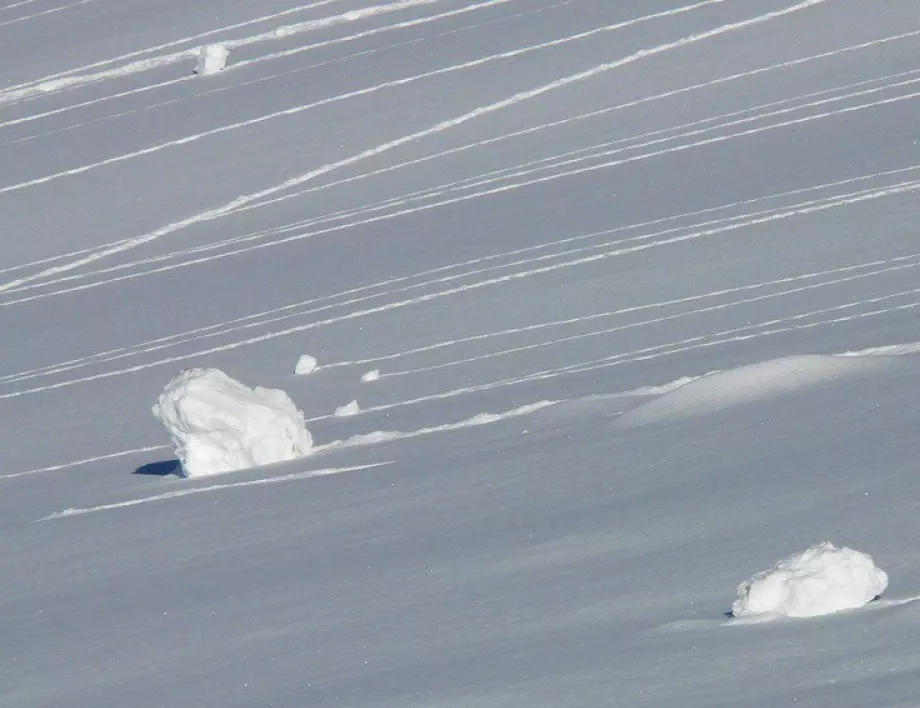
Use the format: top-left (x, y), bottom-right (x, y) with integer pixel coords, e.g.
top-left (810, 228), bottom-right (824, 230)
top-left (1, 168), bottom-right (917, 391)
top-left (4, 68), bottom-right (914, 307)
top-left (0, 0), bottom-right (824, 293)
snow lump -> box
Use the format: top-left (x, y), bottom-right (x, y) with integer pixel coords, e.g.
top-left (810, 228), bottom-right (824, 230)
top-left (294, 354), bottom-right (318, 375)
top-left (732, 542), bottom-right (888, 619)
top-left (152, 368), bottom-right (312, 478)
top-left (196, 44), bottom-right (229, 75)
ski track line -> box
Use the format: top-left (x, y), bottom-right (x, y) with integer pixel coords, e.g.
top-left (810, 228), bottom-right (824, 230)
top-left (2, 166), bottom-right (911, 388)
top-left (233, 70), bottom-right (920, 235)
top-left (4, 71), bottom-right (903, 309)
top-left (1, 173), bottom-right (912, 380)
top-left (0, 0), bottom-right (519, 143)
top-left (0, 0), bottom-right (47, 13)
top-left (0, 0), bottom-right (817, 293)
top-left (0, 445), bottom-right (169, 481)
top-left (307, 288), bottom-right (920, 424)
top-left (0, 0), bottom-right (99, 30)
top-left (376, 258), bottom-right (920, 380)
top-left (0, 0), bottom-right (420, 105)
top-left (0, 0), bottom-right (726, 200)
top-left (240, 27), bottom-right (920, 215)
top-left (3, 13), bottom-right (899, 284)
top-left (0, 0), bottom-right (518, 136)
top-left (0, 176), bottom-right (914, 403)
top-left (38, 462), bottom-right (393, 520)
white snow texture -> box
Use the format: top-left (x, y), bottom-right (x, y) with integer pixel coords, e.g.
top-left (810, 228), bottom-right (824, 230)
top-left (334, 400), bottom-right (361, 417)
top-left (196, 44), bottom-right (229, 75)
top-left (152, 368), bottom-right (312, 478)
top-left (732, 542), bottom-right (888, 619)
top-left (361, 369), bottom-right (380, 383)
top-left (294, 354), bottom-right (318, 375)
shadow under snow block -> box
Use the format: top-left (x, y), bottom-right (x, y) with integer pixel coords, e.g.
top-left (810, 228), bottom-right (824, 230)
top-left (152, 368), bottom-right (312, 478)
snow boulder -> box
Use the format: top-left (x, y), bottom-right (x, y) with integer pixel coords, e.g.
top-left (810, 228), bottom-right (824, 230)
top-left (732, 542), bottom-right (888, 619)
top-left (152, 368), bottom-right (312, 478)
top-left (195, 44), bottom-right (229, 75)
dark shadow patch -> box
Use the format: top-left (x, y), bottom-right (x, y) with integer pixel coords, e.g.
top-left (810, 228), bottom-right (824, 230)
top-left (134, 459), bottom-right (181, 476)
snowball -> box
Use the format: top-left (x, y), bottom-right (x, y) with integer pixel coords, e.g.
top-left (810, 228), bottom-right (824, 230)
top-left (294, 354), bottom-right (318, 375)
top-left (196, 44), bottom-right (229, 75)
top-left (152, 368), bottom-right (312, 478)
top-left (360, 369), bottom-right (380, 382)
top-left (334, 400), bottom-right (360, 417)
top-left (732, 542), bottom-right (888, 619)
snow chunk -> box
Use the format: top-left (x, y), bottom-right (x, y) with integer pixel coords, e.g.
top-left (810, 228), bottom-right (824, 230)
top-left (360, 369), bottom-right (380, 382)
top-left (334, 400), bottom-right (360, 417)
top-left (196, 44), bottom-right (229, 75)
top-left (152, 368), bottom-right (312, 478)
top-left (732, 542), bottom-right (888, 619)
top-left (294, 354), bottom-right (318, 375)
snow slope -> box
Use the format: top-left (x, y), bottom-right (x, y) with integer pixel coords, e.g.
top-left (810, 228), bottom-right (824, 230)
top-left (2, 1), bottom-right (920, 705)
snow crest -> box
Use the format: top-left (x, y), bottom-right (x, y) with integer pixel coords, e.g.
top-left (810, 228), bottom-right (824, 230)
top-left (152, 368), bottom-right (312, 478)
top-left (732, 542), bottom-right (888, 619)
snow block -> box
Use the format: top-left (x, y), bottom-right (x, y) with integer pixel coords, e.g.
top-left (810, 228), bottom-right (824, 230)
top-left (152, 368), bottom-right (312, 478)
top-left (732, 542), bottom-right (888, 619)
top-left (196, 44), bottom-right (229, 75)
top-left (294, 354), bottom-right (318, 375)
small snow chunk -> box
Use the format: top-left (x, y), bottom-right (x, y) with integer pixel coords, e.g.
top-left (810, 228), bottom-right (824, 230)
top-left (334, 400), bottom-right (360, 417)
top-left (732, 542), bottom-right (888, 619)
top-left (196, 44), bottom-right (229, 75)
top-left (294, 355), bottom-right (318, 376)
top-left (360, 369), bottom-right (380, 383)
top-left (152, 368), bottom-right (312, 478)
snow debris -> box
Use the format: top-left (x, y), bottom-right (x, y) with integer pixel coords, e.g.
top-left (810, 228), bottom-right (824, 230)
top-left (360, 369), bottom-right (380, 382)
top-left (294, 354), bottom-right (318, 375)
top-left (334, 400), bottom-right (360, 417)
top-left (732, 542), bottom-right (888, 619)
top-left (196, 44), bottom-right (229, 75)
top-left (152, 368), bottom-right (312, 478)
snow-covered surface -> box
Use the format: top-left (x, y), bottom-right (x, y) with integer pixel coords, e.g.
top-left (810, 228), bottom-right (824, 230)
top-left (3, 0), bottom-right (920, 705)
top-left (152, 368), bottom-right (312, 477)
top-left (732, 542), bottom-right (889, 619)
top-left (293, 353), bottom-right (318, 375)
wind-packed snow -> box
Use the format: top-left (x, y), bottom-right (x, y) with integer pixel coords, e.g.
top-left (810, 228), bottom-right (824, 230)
top-left (152, 368), bottom-right (312, 477)
top-left (732, 542), bottom-right (889, 619)
top-left (3, 0), bottom-right (920, 706)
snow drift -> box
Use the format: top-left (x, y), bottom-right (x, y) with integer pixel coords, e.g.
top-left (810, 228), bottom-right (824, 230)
top-left (152, 368), bottom-right (312, 478)
top-left (732, 542), bottom-right (888, 619)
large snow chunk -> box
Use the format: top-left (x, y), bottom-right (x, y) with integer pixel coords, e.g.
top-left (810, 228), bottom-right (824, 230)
top-left (196, 44), bottom-right (229, 75)
top-left (152, 368), bottom-right (312, 478)
top-left (294, 354), bottom-right (318, 375)
top-left (732, 542), bottom-right (888, 619)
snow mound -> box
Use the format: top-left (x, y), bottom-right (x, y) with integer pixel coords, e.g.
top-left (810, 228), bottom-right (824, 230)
top-left (616, 355), bottom-right (879, 428)
top-left (294, 354), bottom-right (318, 375)
top-left (361, 369), bottom-right (380, 382)
top-left (152, 368), bottom-right (312, 478)
top-left (196, 44), bottom-right (229, 75)
top-left (732, 542), bottom-right (888, 619)
top-left (334, 400), bottom-right (360, 417)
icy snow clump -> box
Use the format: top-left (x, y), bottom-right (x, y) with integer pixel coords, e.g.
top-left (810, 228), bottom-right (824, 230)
top-left (294, 354), bottom-right (318, 375)
top-left (152, 368), bottom-right (312, 478)
top-left (334, 400), bottom-right (360, 417)
top-left (732, 542), bottom-right (888, 619)
top-left (196, 44), bottom-right (229, 75)
top-left (361, 369), bottom-right (380, 382)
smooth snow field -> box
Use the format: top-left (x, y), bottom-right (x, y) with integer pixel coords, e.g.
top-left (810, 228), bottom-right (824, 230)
top-left (2, 1), bottom-right (920, 705)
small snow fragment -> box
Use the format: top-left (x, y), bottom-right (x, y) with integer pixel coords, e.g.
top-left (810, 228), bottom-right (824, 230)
top-left (196, 44), bottom-right (229, 75)
top-left (294, 355), bottom-right (318, 376)
top-left (360, 369), bottom-right (380, 383)
top-left (732, 542), bottom-right (888, 619)
top-left (152, 368), bottom-right (312, 478)
top-left (334, 400), bottom-right (360, 417)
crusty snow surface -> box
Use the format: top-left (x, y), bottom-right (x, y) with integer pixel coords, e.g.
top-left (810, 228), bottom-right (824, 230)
top-left (2, 1), bottom-right (920, 706)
